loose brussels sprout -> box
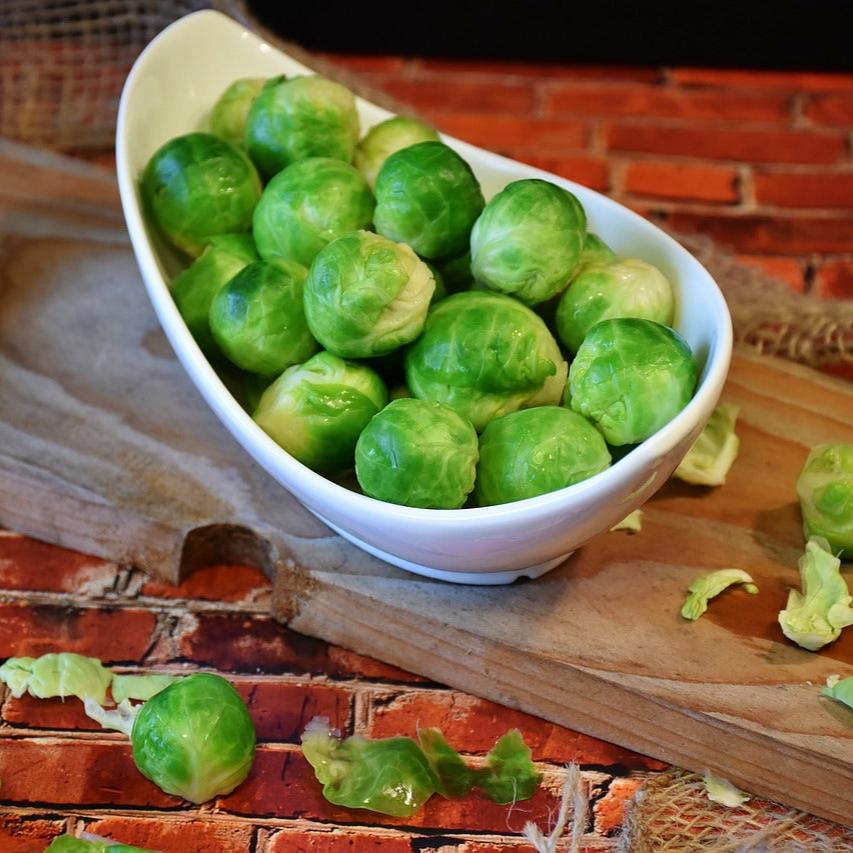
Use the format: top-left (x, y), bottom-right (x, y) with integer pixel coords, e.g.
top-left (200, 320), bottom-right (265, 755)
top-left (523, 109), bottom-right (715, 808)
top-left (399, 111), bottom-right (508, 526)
top-left (210, 77), bottom-right (266, 149)
top-left (470, 179), bottom-right (587, 305)
top-left (555, 258), bottom-right (675, 353)
top-left (354, 116), bottom-right (440, 189)
top-left (405, 291), bottom-right (568, 432)
top-left (304, 231), bottom-right (435, 358)
top-left (796, 444), bottom-right (853, 558)
top-left (210, 259), bottom-right (317, 376)
top-left (46, 835), bottom-right (153, 852)
top-left (680, 569), bottom-right (758, 621)
top-left (568, 318), bottom-right (697, 446)
top-left (254, 351), bottom-right (388, 472)
top-left (355, 398), bottom-right (478, 508)
top-left (374, 141), bottom-right (485, 260)
top-left (171, 233), bottom-right (258, 354)
top-left (475, 407), bottom-right (611, 506)
top-left (245, 75), bottom-right (359, 179)
top-left (674, 402), bottom-right (741, 486)
top-left (141, 132), bottom-right (261, 257)
top-left (253, 157), bottom-right (375, 267)
top-left (577, 232), bottom-right (617, 269)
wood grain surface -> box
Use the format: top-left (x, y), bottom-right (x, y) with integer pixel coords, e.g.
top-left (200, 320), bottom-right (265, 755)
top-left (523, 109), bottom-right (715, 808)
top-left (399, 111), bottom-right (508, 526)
top-left (1, 140), bottom-right (851, 825)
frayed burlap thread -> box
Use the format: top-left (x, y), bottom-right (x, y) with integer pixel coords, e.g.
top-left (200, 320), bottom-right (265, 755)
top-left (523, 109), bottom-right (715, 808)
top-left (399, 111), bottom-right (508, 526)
top-left (523, 764), bottom-right (588, 853)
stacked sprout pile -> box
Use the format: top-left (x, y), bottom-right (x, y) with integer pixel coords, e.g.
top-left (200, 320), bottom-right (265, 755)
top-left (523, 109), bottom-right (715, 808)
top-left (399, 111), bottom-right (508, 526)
top-left (142, 74), bottom-right (698, 510)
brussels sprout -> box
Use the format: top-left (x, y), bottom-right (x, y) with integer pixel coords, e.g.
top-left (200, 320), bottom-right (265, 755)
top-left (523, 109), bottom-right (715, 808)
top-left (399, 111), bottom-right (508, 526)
top-left (141, 132), bottom-right (261, 257)
top-left (254, 351), bottom-right (387, 472)
top-left (425, 261), bottom-right (447, 304)
top-left (796, 444), bottom-right (853, 558)
top-left (171, 233), bottom-right (258, 354)
top-left (470, 179), bottom-right (587, 305)
top-left (674, 402), bottom-right (741, 487)
top-left (0, 653), bottom-right (112, 703)
top-left (354, 116), bottom-right (440, 189)
top-left (253, 157), bottom-right (375, 267)
top-left (680, 569), bottom-right (758, 621)
top-left (355, 398), bottom-right (478, 508)
top-left (374, 141), bottom-right (485, 260)
top-left (46, 835), bottom-right (153, 852)
top-left (245, 75), bottom-right (359, 179)
top-left (703, 772), bottom-right (750, 808)
top-left (304, 231), bottom-right (435, 358)
top-left (210, 259), bottom-right (317, 376)
top-left (577, 232), bottom-right (617, 269)
top-left (210, 77), bottom-right (266, 148)
top-left (437, 250), bottom-right (475, 294)
top-left (555, 258), bottom-right (675, 353)
top-left (405, 291), bottom-right (568, 432)
top-left (568, 318), bottom-right (697, 446)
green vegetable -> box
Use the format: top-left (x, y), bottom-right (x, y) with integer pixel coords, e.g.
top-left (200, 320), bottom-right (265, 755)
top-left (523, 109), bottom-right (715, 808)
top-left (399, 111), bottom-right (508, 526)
top-left (210, 259), bottom-right (317, 377)
top-left (254, 351), bottom-right (387, 473)
top-left (674, 402), bottom-right (741, 487)
top-left (475, 407), bottom-right (611, 506)
top-left (171, 233), bottom-right (258, 354)
top-left (555, 258), bottom-right (675, 353)
top-left (0, 653), bottom-right (112, 703)
top-left (470, 179), bottom-right (587, 305)
top-left (417, 728), bottom-right (472, 797)
top-left (253, 157), bottom-right (375, 268)
top-left (437, 250), bottom-right (475, 294)
top-left (610, 509), bottom-right (644, 532)
top-left (245, 75), bottom-right (359, 179)
top-left (406, 291), bottom-right (568, 432)
top-left (0, 656), bottom-right (36, 698)
top-left (210, 77), bottom-right (266, 149)
top-left (374, 141), bottom-right (485, 260)
top-left (568, 318), bottom-right (697, 446)
top-left (45, 834), bottom-right (154, 852)
top-left (141, 132), bottom-right (261, 257)
top-left (822, 674), bottom-right (853, 710)
top-left (472, 730), bottom-right (541, 804)
top-left (796, 444), bottom-right (853, 559)
top-left (111, 674), bottom-right (181, 703)
top-left (304, 231), bottom-right (435, 358)
top-left (355, 398), bottom-right (479, 508)
top-left (703, 771), bottom-right (749, 808)
top-left (778, 536), bottom-right (853, 651)
top-left (681, 569), bottom-right (758, 621)
top-left (354, 116), bottom-right (439, 189)
top-left (576, 232), bottom-right (617, 269)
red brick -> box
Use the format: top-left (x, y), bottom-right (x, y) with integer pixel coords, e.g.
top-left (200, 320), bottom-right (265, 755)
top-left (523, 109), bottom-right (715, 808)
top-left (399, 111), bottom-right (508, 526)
top-left (543, 83), bottom-right (790, 123)
top-left (814, 258), bottom-right (853, 299)
top-left (0, 534), bottom-right (116, 594)
top-left (0, 603), bottom-right (157, 662)
top-left (623, 161), bottom-right (739, 203)
top-left (141, 563), bottom-right (270, 603)
top-left (325, 647), bottom-right (429, 684)
top-left (0, 815), bottom-right (65, 852)
top-left (318, 54), bottom-right (407, 74)
top-left (0, 738), bottom-right (178, 807)
top-left (361, 77), bottom-right (534, 114)
top-left (604, 123), bottom-right (847, 164)
top-left (3, 694), bottom-right (100, 731)
top-left (432, 112), bottom-right (588, 150)
top-left (671, 68), bottom-right (853, 92)
top-left (266, 826), bottom-right (413, 852)
top-left (804, 93), bottom-right (853, 126)
top-left (519, 154), bottom-right (610, 191)
top-left (364, 691), bottom-right (667, 772)
top-left (734, 254), bottom-right (807, 292)
top-left (754, 171), bottom-right (853, 209)
top-left (413, 58), bottom-right (660, 82)
top-left (593, 777), bottom-right (643, 835)
top-left (85, 816), bottom-right (253, 853)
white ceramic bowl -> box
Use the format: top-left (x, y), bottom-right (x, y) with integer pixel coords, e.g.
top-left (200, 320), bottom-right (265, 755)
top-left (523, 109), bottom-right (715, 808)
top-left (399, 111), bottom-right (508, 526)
top-left (117, 10), bottom-right (732, 584)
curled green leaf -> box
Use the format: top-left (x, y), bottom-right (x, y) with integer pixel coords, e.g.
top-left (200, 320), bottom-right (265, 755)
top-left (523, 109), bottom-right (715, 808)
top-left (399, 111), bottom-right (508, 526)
top-left (473, 729), bottom-right (542, 804)
top-left (674, 403), bottom-right (741, 486)
top-left (703, 771), bottom-right (749, 808)
top-left (0, 653), bottom-right (112, 704)
top-left (681, 569), bottom-right (758, 621)
top-left (111, 674), bottom-right (181, 703)
top-left (821, 675), bottom-right (853, 710)
top-left (417, 727), bottom-right (473, 798)
top-left (45, 833), bottom-right (155, 851)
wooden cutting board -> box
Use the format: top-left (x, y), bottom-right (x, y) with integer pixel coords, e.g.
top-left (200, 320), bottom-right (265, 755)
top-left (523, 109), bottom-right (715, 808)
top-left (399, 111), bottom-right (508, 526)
top-left (1, 140), bottom-right (851, 825)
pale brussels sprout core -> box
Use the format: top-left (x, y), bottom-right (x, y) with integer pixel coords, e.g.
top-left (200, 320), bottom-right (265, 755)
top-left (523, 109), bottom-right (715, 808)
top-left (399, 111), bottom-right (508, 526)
top-left (796, 444), bottom-right (853, 558)
top-left (304, 230), bottom-right (435, 358)
top-left (354, 116), bottom-right (440, 189)
top-left (210, 259), bottom-right (318, 376)
top-left (140, 132), bottom-right (261, 257)
top-left (254, 351), bottom-right (388, 472)
top-left (556, 258), bottom-right (675, 353)
top-left (569, 318), bottom-right (697, 446)
top-left (245, 75), bottom-right (360, 179)
top-left (406, 291), bottom-right (568, 432)
top-left (470, 179), bottom-right (587, 305)
top-left (355, 398), bottom-right (479, 508)
top-left (374, 141), bottom-right (485, 259)
top-left (674, 402), bottom-right (741, 486)
top-left (253, 157), bottom-right (375, 268)
top-left (210, 77), bottom-right (266, 148)
top-left (475, 406), bottom-right (611, 506)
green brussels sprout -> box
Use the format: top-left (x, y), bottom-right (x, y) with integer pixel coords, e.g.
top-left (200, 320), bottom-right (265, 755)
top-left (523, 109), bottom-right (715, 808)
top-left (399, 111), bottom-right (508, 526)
top-left (46, 835), bottom-right (153, 852)
top-left (254, 351), bottom-right (388, 472)
top-left (210, 77), bottom-right (266, 149)
top-left (568, 318), bottom-right (697, 446)
top-left (210, 259), bottom-right (317, 377)
top-left (555, 258), bottom-right (675, 353)
top-left (474, 406), bottom-right (611, 506)
top-left (577, 232), bottom-right (617, 269)
top-left (355, 398), bottom-right (478, 508)
top-left (304, 230), bottom-right (435, 358)
top-left (470, 179), bottom-right (587, 305)
top-left (425, 261), bottom-right (447, 304)
top-left (253, 157), bottom-right (374, 267)
top-left (405, 291), bottom-right (568, 432)
top-left (171, 233), bottom-right (258, 354)
top-left (245, 75), bottom-right (360, 179)
top-left (354, 116), bottom-right (440, 189)
top-left (437, 250), bottom-right (475, 294)
top-left (141, 132), bottom-right (261, 257)
top-left (374, 141), bottom-right (485, 260)
top-left (796, 444), bottom-right (853, 558)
